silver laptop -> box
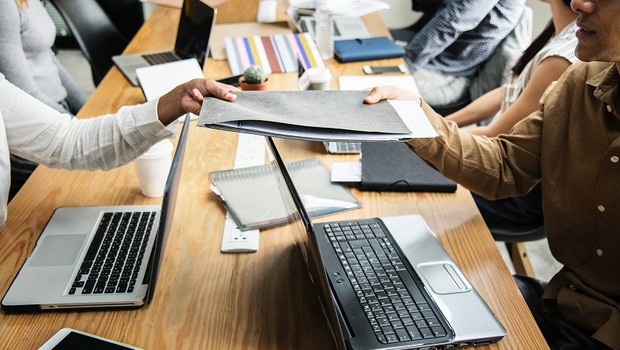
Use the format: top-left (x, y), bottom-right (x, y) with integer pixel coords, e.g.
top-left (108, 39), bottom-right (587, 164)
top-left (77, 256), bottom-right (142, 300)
top-left (299, 15), bottom-right (370, 41)
top-left (1, 115), bottom-right (191, 312)
top-left (112, 0), bottom-right (216, 86)
top-left (323, 141), bottom-right (362, 154)
top-left (265, 137), bottom-right (506, 349)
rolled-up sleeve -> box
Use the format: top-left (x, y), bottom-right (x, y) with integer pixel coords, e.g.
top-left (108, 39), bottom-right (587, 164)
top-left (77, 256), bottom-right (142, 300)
top-left (406, 100), bottom-right (542, 199)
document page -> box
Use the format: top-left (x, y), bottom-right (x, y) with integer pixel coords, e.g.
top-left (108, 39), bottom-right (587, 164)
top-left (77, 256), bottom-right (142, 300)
top-left (198, 90), bottom-right (436, 141)
top-left (338, 75), bottom-right (420, 95)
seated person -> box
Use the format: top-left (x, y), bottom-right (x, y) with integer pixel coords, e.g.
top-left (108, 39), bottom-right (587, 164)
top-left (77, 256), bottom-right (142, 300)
top-left (403, 0), bottom-right (526, 108)
top-left (445, 0), bottom-right (578, 137)
top-left (96, 0), bottom-right (144, 41)
top-left (0, 0), bottom-right (88, 198)
top-left (362, 0), bottom-right (620, 347)
top-left (389, 0), bottom-right (442, 44)
top-left (0, 75), bottom-right (236, 231)
top-left (444, 0), bottom-right (578, 232)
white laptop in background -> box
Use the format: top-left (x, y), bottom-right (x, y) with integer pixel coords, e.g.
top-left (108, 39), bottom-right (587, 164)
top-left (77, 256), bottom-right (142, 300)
top-left (136, 59), bottom-right (204, 120)
top-left (137, 59), bottom-right (204, 102)
top-left (1, 115), bottom-right (191, 312)
top-left (112, 0), bottom-right (216, 86)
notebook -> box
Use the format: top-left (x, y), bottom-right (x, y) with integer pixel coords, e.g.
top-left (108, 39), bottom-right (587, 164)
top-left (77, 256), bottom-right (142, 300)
top-left (359, 142), bottom-right (457, 192)
top-left (334, 36), bottom-right (405, 63)
top-left (112, 0), bottom-right (216, 86)
top-left (1, 115), bottom-right (191, 312)
top-left (265, 137), bottom-right (506, 349)
top-left (209, 158), bottom-right (360, 231)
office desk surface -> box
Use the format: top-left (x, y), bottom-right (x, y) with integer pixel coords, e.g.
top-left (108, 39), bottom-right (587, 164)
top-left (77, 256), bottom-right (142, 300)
top-left (0, 6), bottom-right (548, 350)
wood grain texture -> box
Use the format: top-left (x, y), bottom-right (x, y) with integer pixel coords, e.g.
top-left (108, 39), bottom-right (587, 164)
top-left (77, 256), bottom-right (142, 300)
top-left (0, 6), bottom-right (548, 349)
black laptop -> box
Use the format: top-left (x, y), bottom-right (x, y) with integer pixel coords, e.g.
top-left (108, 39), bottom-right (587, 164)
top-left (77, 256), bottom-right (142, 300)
top-left (265, 137), bottom-right (506, 349)
top-left (112, 0), bottom-right (217, 86)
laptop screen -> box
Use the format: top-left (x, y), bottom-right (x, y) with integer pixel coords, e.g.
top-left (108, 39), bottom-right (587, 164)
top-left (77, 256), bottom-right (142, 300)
top-left (145, 114), bottom-right (191, 303)
top-left (175, 0), bottom-right (217, 66)
top-left (265, 137), bottom-right (347, 350)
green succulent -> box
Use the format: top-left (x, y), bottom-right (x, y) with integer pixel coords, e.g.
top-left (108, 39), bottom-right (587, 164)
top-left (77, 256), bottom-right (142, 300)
top-left (242, 65), bottom-right (267, 84)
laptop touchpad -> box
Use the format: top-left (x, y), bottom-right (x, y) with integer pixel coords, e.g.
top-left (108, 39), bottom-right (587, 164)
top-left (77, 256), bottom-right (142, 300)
top-left (29, 234), bottom-right (85, 267)
top-left (418, 263), bottom-right (470, 294)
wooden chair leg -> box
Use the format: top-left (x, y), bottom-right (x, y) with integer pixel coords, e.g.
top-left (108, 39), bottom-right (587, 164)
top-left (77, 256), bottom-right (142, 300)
top-left (507, 242), bottom-right (536, 277)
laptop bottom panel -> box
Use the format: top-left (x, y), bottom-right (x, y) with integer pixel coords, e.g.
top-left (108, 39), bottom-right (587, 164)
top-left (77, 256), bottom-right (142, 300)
top-left (1, 205), bottom-right (159, 312)
top-left (382, 215), bottom-right (506, 346)
top-left (113, 51), bottom-right (181, 86)
top-left (313, 214), bottom-right (505, 349)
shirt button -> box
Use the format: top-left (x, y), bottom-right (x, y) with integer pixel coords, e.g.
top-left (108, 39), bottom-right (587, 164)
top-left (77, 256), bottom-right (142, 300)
top-left (612, 156), bottom-right (619, 163)
top-left (596, 249), bottom-right (603, 256)
top-left (607, 105), bottom-right (613, 112)
top-left (569, 284), bottom-right (577, 291)
top-left (598, 205), bottom-right (606, 212)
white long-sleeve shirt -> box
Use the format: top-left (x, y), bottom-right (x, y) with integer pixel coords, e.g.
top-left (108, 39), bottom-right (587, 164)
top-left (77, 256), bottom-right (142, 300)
top-left (0, 73), bottom-right (177, 230)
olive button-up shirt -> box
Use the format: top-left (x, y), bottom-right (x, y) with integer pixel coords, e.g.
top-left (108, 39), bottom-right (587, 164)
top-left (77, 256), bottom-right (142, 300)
top-left (407, 61), bottom-right (620, 349)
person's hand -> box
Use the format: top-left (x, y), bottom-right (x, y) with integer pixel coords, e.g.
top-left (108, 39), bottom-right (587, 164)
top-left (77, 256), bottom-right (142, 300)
top-left (363, 86), bottom-right (422, 105)
top-left (157, 79), bottom-right (238, 125)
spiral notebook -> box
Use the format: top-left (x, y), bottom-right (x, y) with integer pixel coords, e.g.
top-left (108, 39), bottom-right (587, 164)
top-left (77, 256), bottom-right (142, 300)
top-left (209, 158), bottom-right (360, 231)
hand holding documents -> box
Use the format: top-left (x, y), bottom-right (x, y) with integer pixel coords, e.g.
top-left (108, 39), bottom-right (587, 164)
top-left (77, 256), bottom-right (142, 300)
top-left (198, 90), bottom-right (437, 141)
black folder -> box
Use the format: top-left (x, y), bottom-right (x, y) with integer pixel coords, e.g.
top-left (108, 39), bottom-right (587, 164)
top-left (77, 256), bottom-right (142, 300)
top-left (360, 142), bottom-right (457, 192)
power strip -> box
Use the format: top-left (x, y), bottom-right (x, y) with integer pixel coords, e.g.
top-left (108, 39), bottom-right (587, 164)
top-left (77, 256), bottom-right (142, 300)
top-left (220, 134), bottom-right (265, 253)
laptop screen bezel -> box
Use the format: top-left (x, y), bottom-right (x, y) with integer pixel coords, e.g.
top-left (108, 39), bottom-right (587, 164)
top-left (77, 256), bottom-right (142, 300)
top-left (144, 114), bottom-right (191, 303)
top-left (265, 137), bottom-right (348, 350)
top-left (174, 0), bottom-right (217, 67)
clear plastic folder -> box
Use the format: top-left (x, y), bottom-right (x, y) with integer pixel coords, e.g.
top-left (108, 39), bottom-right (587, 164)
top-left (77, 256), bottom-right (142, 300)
top-left (209, 158), bottom-right (360, 231)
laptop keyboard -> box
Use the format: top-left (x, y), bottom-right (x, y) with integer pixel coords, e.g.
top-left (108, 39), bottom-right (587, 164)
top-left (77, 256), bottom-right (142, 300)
top-left (323, 220), bottom-right (448, 344)
top-left (334, 142), bottom-right (361, 154)
top-left (68, 211), bottom-right (156, 295)
top-left (142, 51), bottom-right (181, 65)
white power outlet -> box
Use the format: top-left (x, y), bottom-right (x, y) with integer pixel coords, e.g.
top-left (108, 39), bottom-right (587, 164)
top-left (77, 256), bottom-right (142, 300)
top-left (220, 134), bottom-right (265, 253)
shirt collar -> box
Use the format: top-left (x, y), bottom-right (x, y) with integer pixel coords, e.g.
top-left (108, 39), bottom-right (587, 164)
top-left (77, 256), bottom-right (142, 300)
top-left (587, 63), bottom-right (620, 119)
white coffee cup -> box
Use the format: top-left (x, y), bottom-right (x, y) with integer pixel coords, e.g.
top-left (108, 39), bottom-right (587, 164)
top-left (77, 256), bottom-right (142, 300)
top-left (307, 68), bottom-right (332, 90)
top-left (134, 139), bottom-right (173, 197)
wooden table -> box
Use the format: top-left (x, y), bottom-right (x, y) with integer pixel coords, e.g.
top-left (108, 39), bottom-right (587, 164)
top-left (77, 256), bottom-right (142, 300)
top-left (0, 5), bottom-right (548, 349)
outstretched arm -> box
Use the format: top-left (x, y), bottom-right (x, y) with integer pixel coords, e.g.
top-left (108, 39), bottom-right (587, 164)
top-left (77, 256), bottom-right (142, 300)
top-left (1, 76), bottom-right (236, 170)
top-left (364, 86), bottom-right (543, 199)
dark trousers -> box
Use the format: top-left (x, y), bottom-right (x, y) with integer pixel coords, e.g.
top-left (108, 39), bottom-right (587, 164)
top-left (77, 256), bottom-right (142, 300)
top-left (514, 275), bottom-right (611, 350)
top-left (473, 183), bottom-right (544, 238)
top-left (9, 101), bottom-right (78, 202)
top-left (9, 155), bottom-right (38, 201)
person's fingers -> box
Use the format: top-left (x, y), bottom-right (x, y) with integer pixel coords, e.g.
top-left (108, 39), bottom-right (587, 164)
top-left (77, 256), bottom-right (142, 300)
top-left (190, 88), bottom-right (204, 102)
top-left (363, 86), bottom-right (401, 104)
top-left (363, 86), bottom-right (421, 104)
top-left (202, 79), bottom-right (237, 101)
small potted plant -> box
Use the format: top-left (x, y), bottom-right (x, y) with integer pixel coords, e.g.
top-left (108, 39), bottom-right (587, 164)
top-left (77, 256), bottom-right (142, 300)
top-left (239, 65), bottom-right (268, 91)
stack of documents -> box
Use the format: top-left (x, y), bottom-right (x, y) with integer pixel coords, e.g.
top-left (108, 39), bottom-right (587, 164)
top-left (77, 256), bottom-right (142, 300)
top-left (198, 90), bottom-right (437, 141)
